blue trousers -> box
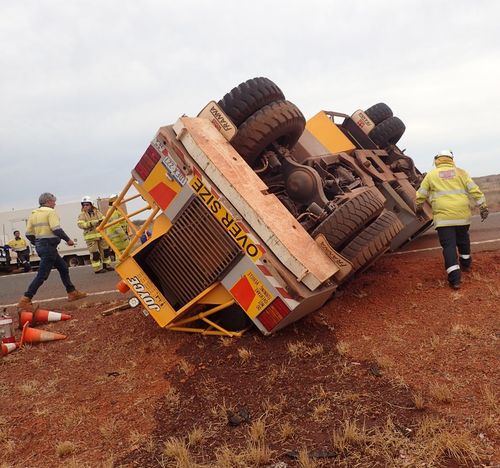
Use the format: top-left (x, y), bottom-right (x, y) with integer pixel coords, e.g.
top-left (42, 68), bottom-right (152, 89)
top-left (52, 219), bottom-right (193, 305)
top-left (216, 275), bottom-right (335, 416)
top-left (25, 240), bottom-right (75, 298)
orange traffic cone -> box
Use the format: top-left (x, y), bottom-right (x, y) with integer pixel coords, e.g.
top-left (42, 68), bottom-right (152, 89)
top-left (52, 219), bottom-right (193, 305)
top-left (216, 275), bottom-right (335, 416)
top-left (1, 342), bottom-right (18, 356)
top-left (19, 323), bottom-right (66, 346)
top-left (18, 308), bottom-right (72, 328)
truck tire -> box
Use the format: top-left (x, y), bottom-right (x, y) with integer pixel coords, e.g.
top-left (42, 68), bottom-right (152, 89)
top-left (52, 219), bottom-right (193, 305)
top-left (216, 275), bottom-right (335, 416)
top-left (341, 210), bottom-right (403, 272)
top-left (231, 100), bottom-right (305, 167)
top-left (369, 116), bottom-right (405, 148)
top-left (312, 189), bottom-right (384, 250)
top-left (364, 103), bottom-right (393, 125)
top-left (218, 77), bottom-right (285, 127)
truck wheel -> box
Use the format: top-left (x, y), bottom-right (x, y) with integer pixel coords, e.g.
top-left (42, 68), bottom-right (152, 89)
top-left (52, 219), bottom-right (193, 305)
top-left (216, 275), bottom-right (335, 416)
top-left (66, 256), bottom-right (81, 267)
top-left (364, 103), bottom-right (393, 125)
top-left (369, 116), bottom-right (405, 148)
top-left (312, 189), bottom-right (384, 250)
top-left (341, 210), bottom-right (403, 272)
top-left (231, 100), bottom-right (305, 167)
top-left (218, 77), bottom-right (285, 127)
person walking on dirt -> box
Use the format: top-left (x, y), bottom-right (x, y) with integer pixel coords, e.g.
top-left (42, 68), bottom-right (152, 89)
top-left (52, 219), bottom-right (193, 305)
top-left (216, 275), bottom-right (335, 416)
top-left (415, 150), bottom-right (488, 289)
top-left (17, 193), bottom-right (87, 310)
top-left (7, 230), bottom-right (31, 272)
top-left (77, 196), bottom-right (114, 274)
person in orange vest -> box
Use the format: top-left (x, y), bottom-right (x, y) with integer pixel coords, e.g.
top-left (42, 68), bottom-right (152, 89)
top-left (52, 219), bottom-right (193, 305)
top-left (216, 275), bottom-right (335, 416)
top-left (7, 230), bottom-right (31, 272)
top-left (17, 192), bottom-right (87, 310)
top-left (77, 196), bottom-right (114, 274)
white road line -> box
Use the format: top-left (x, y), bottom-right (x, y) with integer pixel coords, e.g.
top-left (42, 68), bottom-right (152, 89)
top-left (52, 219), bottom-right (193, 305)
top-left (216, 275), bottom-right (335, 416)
top-left (0, 289), bottom-right (120, 308)
top-left (391, 238), bottom-right (500, 255)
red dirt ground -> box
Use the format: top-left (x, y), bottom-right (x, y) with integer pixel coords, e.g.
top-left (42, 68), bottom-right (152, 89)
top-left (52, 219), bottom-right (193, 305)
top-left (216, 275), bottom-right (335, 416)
top-left (1, 249), bottom-right (498, 467)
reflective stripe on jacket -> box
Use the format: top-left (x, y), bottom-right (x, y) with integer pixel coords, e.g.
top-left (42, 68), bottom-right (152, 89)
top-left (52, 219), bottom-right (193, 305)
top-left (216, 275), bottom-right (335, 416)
top-left (77, 208), bottom-right (104, 241)
top-left (25, 207), bottom-right (62, 241)
top-left (415, 158), bottom-right (486, 228)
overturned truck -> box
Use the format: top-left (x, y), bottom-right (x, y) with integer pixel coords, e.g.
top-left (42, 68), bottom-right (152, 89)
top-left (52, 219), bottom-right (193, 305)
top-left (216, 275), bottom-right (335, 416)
top-left (99, 77), bottom-right (432, 336)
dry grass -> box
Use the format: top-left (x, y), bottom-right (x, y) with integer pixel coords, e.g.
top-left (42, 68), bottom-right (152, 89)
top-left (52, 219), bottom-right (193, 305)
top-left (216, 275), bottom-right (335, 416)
top-left (177, 358), bottom-right (193, 375)
top-left (336, 340), bottom-right (350, 357)
top-left (56, 441), bottom-right (76, 458)
top-left (242, 440), bottom-right (273, 466)
top-left (261, 395), bottom-right (286, 415)
top-left (429, 382), bottom-right (453, 404)
top-left (164, 387), bottom-right (180, 409)
top-left (331, 418), bottom-right (367, 453)
top-left (163, 437), bottom-right (192, 468)
top-left (17, 380), bottom-right (39, 397)
top-left (237, 347), bottom-right (253, 363)
top-left (412, 391), bottom-right (426, 410)
top-left (480, 383), bottom-right (498, 411)
top-left (187, 426), bottom-right (207, 448)
top-left (297, 448), bottom-right (319, 468)
top-left (451, 323), bottom-right (482, 338)
top-left (312, 401), bottom-right (330, 422)
top-left (279, 421), bottom-right (294, 441)
top-left (287, 340), bottom-right (324, 358)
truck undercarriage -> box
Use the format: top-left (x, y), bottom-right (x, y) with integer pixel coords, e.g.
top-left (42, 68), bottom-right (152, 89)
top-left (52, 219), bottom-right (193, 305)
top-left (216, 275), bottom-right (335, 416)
top-left (98, 77), bottom-right (432, 336)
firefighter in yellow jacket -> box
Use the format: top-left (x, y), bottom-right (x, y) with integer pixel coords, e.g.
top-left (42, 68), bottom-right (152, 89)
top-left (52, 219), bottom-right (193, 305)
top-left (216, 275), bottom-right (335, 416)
top-left (106, 194), bottom-right (130, 253)
top-left (415, 150), bottom-right (488, 289)
top-left (77, 196), bottom-right (114, 273)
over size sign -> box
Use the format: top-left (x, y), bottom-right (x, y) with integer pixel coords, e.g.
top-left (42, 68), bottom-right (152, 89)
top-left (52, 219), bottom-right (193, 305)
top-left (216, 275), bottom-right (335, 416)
top-left (190, 176), bottom-right (263, 261)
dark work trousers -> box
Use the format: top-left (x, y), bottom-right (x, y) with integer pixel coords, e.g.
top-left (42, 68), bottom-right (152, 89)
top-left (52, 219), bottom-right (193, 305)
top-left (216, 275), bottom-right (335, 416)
top-left (436, 225), bottom-right (471, 285)
top-left (16, 248), bottom-right (31, 272)
top-left (25, 239), bottom-right (75, 298)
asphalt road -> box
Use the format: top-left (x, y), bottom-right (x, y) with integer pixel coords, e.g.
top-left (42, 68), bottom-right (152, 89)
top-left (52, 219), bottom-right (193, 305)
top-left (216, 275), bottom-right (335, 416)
top-left (397, 212), bottom-right (500, 254)
top-left (0, 265), bottom-right (124, 308)
top-left (1, 213), bottom-right (498, 308)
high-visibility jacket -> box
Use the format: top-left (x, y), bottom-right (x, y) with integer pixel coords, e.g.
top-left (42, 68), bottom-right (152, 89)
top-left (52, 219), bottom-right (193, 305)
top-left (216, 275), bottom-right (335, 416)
top-left (77, 208), bottom-right (105, 241)
top-left (416, 157), bottom-right (486, 228)
top-left (106, 210), bottom-right (130, 252)
top-left (8, 238), bottom-right (28, 252)
top-left (26, 207), bottom-right (68, 244)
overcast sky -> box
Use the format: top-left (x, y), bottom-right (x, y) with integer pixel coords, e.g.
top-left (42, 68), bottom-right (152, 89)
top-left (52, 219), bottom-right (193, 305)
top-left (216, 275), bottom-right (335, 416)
top-left (1, 0), bottom-right (499, 211)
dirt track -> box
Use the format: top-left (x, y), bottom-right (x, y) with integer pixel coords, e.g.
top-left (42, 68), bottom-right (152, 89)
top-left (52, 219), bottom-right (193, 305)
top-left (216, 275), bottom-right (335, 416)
top-left (1, 249), bottom-right (499, 467)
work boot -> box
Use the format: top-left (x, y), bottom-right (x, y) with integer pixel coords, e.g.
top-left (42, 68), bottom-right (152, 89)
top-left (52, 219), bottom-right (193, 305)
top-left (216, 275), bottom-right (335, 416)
top-left (67, 290), bottom-right (87, 302)
top-left (17, 295), bottom-right (34, 311)
top-left (104, 265), bottom-right (114, 271)
top-left (95, 269), bottom-right (106, 274)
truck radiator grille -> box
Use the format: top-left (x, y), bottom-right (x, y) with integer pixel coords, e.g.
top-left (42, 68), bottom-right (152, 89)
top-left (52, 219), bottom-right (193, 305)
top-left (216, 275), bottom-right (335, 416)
top-left (144, 197), bottom-right (242, 307)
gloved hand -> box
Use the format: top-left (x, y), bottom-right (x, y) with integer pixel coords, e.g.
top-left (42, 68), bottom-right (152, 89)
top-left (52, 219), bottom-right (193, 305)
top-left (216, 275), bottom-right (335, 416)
top-left (480, 204), bottom-right (489, 222)
top-left (415, 204), bottom-right (425, 220)
top-left (91, 219), bottom-right (102, 227)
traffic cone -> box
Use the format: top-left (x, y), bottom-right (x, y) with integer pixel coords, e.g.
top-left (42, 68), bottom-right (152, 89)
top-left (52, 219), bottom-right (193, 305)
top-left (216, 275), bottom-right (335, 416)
top-left (34, 308), bottom-right (72, 324)
top-left (19, 322), bottom-right (67, 346)
top-left (18, 308), bottom-right (72, 328)
top-left (1, 342), bottom-right (18, 356)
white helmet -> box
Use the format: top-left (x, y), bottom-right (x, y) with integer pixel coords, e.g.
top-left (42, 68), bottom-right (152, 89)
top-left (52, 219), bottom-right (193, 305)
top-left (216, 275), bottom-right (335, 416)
top-left (108, 193), bottom-right (118, 203)
top-left (81, 195), bottom-right (93, 204)
top-left (435, 149), bottom-right (454, 159)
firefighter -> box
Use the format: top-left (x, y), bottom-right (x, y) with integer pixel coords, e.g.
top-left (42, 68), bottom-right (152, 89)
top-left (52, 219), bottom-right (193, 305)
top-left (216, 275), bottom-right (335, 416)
top-left (105, 194), bottom-right (130, 253)
top-left (77, 196), bottom-right (114, 274)
top-left (7, 230), bottom-right (31, 272)
top-left (17, 192), bottom-right (87, 310)
top-left (415, 150), bottom-right (488, 289)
